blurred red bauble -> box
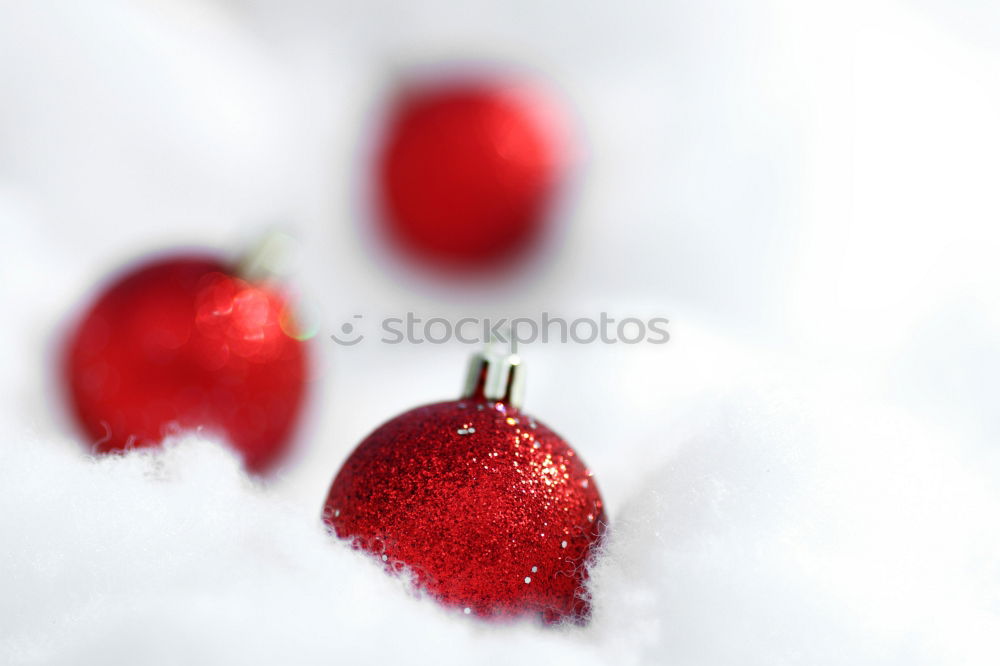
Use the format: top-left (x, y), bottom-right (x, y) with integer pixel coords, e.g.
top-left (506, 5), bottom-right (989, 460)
top-left (63, 254), bottom-right (308, 473)
top-left (323, 353), bottom-right (605, 622)
top-left (376, 76), bottom-right (572, 272)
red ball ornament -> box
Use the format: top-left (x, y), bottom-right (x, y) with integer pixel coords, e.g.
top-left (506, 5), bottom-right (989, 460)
top-left (376, 75), bottom-right (572, 272)
top-left (324, 352), bottom-right (605, 622)
top-left (63, 251), bottom-right (308, 473)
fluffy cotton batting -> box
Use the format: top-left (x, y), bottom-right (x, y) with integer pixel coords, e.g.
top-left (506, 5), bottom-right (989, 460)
top-left (2, 366), bottom-right (997, 666)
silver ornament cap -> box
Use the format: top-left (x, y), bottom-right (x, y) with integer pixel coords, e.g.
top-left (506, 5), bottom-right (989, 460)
top-left (462, 350), bottom-right (525, 408)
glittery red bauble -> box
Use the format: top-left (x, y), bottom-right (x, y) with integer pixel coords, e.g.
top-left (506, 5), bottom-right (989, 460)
top-left (323, 398), bottom-right (606, 622)
top-left (63, 254), bottom-right (308, 473)
top-left (376, 79), bottom-right (571, 271)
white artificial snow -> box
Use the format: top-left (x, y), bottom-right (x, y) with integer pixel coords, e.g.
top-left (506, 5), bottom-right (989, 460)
top-left (0, 432), bottom-right (599, 665)
top-left (1, 370), bottom-right (998, 665)
top-left (588, 381), bottom-right (1000, 665)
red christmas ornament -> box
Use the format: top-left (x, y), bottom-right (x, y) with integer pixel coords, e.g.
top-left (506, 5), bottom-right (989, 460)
top-left (324, 352), bottom-right (605, 622)
top-left (63, 250), bottom-right (308, 473)
top-left (376, 75), bottom-right (572, 272)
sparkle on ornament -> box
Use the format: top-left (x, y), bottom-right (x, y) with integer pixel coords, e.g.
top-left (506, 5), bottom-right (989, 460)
top-left (524, 577), bottom-right (532, 584)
